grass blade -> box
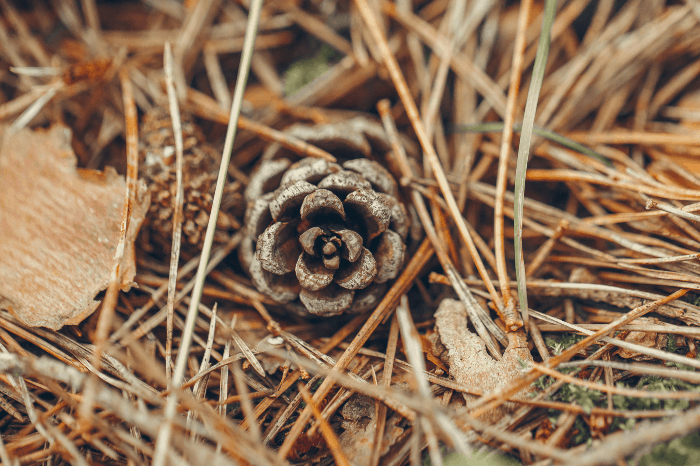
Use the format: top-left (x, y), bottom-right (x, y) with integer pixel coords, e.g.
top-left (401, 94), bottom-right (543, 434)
top-left (452, 121), bottom-right (612, 166)
top-left (513, 0), bottom-right (558, 328)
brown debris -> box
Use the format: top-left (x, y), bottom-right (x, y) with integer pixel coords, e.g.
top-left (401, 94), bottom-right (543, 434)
top-left (138, 107), bottom-right (241, 254)
top-left (616, 318), bottom-right (670, 360)
top-left (0, 125), bottom-right (148, 329)
top-left (432, 299), bottom-right (533, 425)
top-left (62, 58), bottom-right (113, 85)
top-left (338, 395), bottom-right (407, 466)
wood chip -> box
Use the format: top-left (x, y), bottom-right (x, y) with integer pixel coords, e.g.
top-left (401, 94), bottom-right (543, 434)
top-left (433, 298), bottom-right (533, 424)
top-left (0, 125), bottom-right (148, 329)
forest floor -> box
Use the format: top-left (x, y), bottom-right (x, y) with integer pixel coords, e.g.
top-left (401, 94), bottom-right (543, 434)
top-left (2, 1), bottom-right (700, 465)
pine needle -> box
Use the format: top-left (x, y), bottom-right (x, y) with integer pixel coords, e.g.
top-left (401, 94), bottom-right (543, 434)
top-left (163, 42), bottom-right (185, 383)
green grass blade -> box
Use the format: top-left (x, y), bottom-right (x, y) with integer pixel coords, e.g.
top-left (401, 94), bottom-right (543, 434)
top-left (513, 0), bottom-right (559, 328)
top-left (451, 122), bottom-right (611, 167)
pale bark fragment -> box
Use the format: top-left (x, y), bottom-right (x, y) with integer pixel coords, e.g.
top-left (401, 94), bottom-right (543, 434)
top-left (0, 125), bottom-right (148, 329)
top-left (434, 299), bottom-right (533, 425)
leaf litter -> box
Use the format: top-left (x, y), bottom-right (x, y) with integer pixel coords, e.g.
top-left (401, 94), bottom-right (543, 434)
top-left (1, 1), bottom-right (700, 465)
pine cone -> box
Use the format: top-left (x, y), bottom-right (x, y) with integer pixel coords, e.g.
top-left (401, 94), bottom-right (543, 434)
top-left (240, 117), bottom-right (410, 317)
top-left (138, 107), bottom-right (241, 255)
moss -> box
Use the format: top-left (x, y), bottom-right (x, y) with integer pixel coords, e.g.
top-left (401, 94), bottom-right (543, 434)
top-left (638, 432), bottom-right (700, 466)
top-left (284, 45), bottom-right (337, 96)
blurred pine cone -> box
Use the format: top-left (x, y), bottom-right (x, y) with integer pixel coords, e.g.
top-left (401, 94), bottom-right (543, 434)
top-left (138, 107), bottom-right (242, 255)
top-left (240, 116), bottom-right (411, 317)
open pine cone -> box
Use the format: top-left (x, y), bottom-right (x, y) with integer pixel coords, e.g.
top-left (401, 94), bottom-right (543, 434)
top-left (240, 117), bottom-right (410, 317)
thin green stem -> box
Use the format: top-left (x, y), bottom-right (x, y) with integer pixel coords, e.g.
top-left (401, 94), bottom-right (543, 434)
top-left (514, 0), bottom-right (558, 328)
top-left (452, 122), bottom-right (611, 166)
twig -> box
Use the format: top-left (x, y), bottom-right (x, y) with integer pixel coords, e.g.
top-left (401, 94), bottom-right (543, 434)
top-left (369, 314), bottom-right (399, 466)
top-left (187, 304), bottom-right (218, 434)
top-left (229, 317), bottom-right (266, 378)
top-left (534, 323), bottom-right (700, 337)
top-left (80, 68), bottom-right (139, 425)
top-left (529, 309), bottom-right (700, 370)
top-left (184, 88), bottom-right (337, 162)
top-left (299, 385), bottom-right (351, 466)
top-left (397, 295), bottom-right (469, 462)
top-left (379, 99), bottom-right (506, 353)
top-left (558, 360), bottom-right (700, 384)
top-left (232, 360), bottom-right (261, 442)
top-left (529, 320), bottom-right (551, 362)
top-left (468, 289), bottom-right (689, 420)
top-left (8, 83), bottom-right (60, 133)
top-left (215, 316), bottom-right (234, 454)
top-left (283, 349), bottom-right (570, 462)
top-left (365, 0), bottom-right (509, 325)
top-left (276, 238), bottom-right (434, 460)
top-left (529, 361), bottom-right (700, 400)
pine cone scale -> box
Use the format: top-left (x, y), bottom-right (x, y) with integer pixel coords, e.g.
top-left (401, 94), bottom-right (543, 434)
top-left (299, 284), bottom-right (354, 316)
top-left (334, 247), bottom-right (377, 290)
top-left (300, 189), bottom-right (346, 221)
top-left (269, 181), bottom-right (317, 222)
top-left (296, 252), bottom-right (335, 291)
top-left (257, 221), bottom-right (300, 275)
top-left (343, 189), bottom-right (391, 241)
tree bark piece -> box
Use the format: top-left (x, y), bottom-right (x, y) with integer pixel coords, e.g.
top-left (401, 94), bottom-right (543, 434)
top-left (0, 125), bottom-right (148, 329)
top-left (434, 298), bottom-right (533, 424)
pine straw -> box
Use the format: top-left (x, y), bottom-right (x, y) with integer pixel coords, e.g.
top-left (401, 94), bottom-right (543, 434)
top-left (2, 1), bottom-right (700, 465)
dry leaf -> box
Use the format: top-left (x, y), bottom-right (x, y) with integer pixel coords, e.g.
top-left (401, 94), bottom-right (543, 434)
top-left (433, 298), bottom-right (533, 424)
top-left (0, 125), bottom-right (148, 329)
top-left (615, 318), bottom-right (679, 360)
